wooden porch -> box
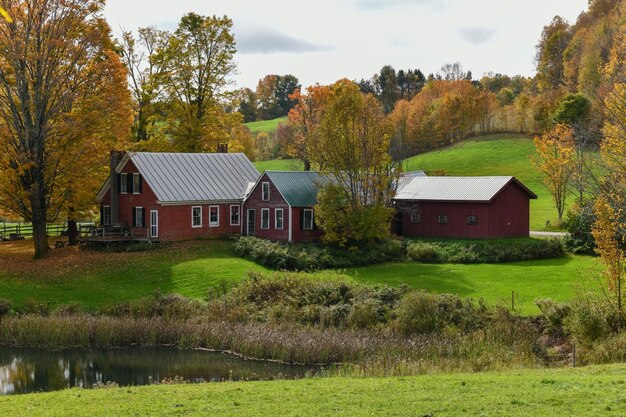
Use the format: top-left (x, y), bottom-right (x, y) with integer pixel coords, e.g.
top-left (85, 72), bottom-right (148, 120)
top-left (80, 225), bottom-right (159, 245)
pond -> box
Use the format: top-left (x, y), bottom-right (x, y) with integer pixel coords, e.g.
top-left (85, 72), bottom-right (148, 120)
top-left (0, 347), bottom-right (321, 395)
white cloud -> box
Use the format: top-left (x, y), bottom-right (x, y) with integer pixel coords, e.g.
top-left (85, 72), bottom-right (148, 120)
top-left (458, 27), bottom-right (497, 45)
top-left (236, 26), bottom-right (331, 54)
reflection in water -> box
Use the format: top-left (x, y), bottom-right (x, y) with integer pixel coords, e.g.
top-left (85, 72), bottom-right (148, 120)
top-left (0, 348), bottom-right (320, 395)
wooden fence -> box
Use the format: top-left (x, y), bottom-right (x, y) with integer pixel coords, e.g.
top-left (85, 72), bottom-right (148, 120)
top-left (0, 222), bottom-right (96, 239)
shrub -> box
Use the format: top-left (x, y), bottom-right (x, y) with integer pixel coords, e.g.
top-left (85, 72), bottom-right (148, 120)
top-left (233, 236), bottom-right (404, 271)
top-left (0, 298), bottom-right (12, 325)
top-left (406, 238), bottom-right (564, 264)
top-left (563, 206), bottom-right (596, 254)
top-left (565, 295), bottom-right (620, 344)
top-left (535, 299), bottom-right (570, 335)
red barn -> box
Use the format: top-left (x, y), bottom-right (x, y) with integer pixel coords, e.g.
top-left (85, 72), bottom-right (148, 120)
top-left (243, 171), bottom-right (323, 242)
top-left (394, 176), bottom-right (537, 239)
top-left (95, 152), bottom-right (259, 241)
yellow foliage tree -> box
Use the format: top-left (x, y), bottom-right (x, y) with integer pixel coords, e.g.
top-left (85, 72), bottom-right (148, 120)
top-left (532, 124), bottom-right (576, 223)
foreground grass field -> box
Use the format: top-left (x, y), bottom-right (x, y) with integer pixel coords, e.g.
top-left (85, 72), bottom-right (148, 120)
top-left (2, 363), bottom-right (625, 416)
top-left (0, 240), bottom-right (600, 313)
top-left (403, 134), bottom-right (589, 230)
top-left (244, 116), bottom-right (287, 134)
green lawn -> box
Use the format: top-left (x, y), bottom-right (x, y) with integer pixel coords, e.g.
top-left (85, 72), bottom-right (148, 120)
top-left (254, 158), bottom-right (303, 173)
top-left (0, 240), bottom-right (600, 313)
top-left (244, 116), bottom-right (287, 134)
top-left (0, 240), bottom-right (268, 309)
top-left (403, 134), bottom-right (589, 230)
top-left (3, 363), bottom-right (626, 416)
top-left (342, 255), bottom-right (601, 314)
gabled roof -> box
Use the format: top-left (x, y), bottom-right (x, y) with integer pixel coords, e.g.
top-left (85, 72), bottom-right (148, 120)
top-left (97, 152), bottom-right (259, 204)
top-left (264, 171), bottom-right (326, 207)
top-left (394, 176), bottom-right (537, 202)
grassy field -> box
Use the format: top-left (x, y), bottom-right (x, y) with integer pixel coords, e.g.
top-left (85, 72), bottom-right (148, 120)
top-left (244, 116), bottom-right (287, 134)
top-left (2, 363), bottom-right (626, 416)
top-left (0, 240), bottom-right (600, 313)
top-left (254, 158), bottom-right (303, 173)
top-left (403, 134), bottom-right (584, 230)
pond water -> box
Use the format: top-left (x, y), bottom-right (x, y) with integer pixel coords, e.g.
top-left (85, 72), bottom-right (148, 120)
top-left (0, 348), bottom-right (321, 395)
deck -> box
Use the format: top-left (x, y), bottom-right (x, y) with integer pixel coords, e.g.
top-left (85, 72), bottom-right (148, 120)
top-left (80, 225), bottom-right (159, 245)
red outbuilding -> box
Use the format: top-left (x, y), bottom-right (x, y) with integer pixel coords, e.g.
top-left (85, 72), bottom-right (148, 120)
top-left (243, 171), bottom-right (323, 242)
top-left (95, 151), bottom-right (259, 242)
top-left (394, 176), bottom-right (537, 239)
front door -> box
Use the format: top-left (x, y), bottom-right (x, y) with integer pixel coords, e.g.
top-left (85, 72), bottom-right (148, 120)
top-left (150, 210), bottom-right (158, 239)
top-left (247, 209), bottom-right (255, 236)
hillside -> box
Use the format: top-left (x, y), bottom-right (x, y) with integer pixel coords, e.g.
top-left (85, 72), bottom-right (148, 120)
top-left (244, 116), bottom-right (287, 135)
top-left (2, 363), bottom-right (624, 416)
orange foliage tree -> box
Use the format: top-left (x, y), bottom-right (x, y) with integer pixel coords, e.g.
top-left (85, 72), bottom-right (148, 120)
top-left (0, 0), bottom-right (132, 257)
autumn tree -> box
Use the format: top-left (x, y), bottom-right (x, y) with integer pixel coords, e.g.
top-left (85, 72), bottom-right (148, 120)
top-left (119, 27), bottom-right (169, 142)
top-left (0, 0), bottom-right (132, 258)
top-left (532, 124), bottom-right (576, 223)
top-left (310, 80), bottom-right (398, 246)
top-left (287, 84), bottom-right (331, 171)
top-left (255, 74), bottom-right (300, 120)
top-left (535, 16), bottom-right (572, 91)
top-left (160, 13), bottom-right (237, 152)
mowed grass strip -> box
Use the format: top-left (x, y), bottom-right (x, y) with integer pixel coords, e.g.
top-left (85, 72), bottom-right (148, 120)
top-left (2, 364), bottom-right (626, 416)
top-left (0, 240), bottom-right (599, 313)
top-left (244, 116), bottom-right (287, 134)
top-left (254, 158), bottom-right (303, 173)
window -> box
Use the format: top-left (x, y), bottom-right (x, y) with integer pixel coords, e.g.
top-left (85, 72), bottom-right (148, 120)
top-left (303, 209), bottom-right (314, 230)
top-left (192, 206), bottom-right (202, 228)
top-left (275, 209), bottom-right (284, 230)
top-left (209, 206), bottom-right (219, 227)
top-left (133, 173), bottom-right (141, 194)
top-left (261, 208), bottom-right (270, 229)
top-left (262, 182), bottom-right (270, 201)
top-left (410, 211), bottom-right (421, 224)
top-left (134, 207), bottom-right (145, 227)
top-left (102, 206), bottom-right (111, 226)
top-left (467, 215), bottom-right (478, 225)
top-left (438, 215), bottom-right (448, 224)
top-left (230, 205), bottom-right (240, 226)
top-left (120, 173), bottom-right (128, 193)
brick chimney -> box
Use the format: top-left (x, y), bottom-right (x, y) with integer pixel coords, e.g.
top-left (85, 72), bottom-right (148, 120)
top-left (217, 143), bottom-right (228, 153)
top-left (109, 151), bottom-right (124, 225)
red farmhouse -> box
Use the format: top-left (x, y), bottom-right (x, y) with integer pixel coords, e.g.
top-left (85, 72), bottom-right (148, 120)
top-left (243, 171), bottom-right (323, 243)
top-left (394, 176), bottom-right (537, 239)
top-left (96, 152), bottom-right (259, 241)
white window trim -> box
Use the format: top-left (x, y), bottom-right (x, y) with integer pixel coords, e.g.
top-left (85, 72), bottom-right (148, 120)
top-left (150, 210), bottom-right (159, 238)
top-left (262, 182), bottom-right (270, 201)
top-left (230, 205), bottom-right (240, 226)
top-left (133, 173), bottom-right (141, 194)
top-left (135, 207), bottom-right (144, 228)
top-left (303, 209), bottom-right (314, 230)
top-left (261, 208), bottom-right (270, 230)
top-left (120, 173), bottom-right (128, 194)
top-left (209, 205), bottom-right (220, 227)
top-left (275, 208), bottom-right (284, 230)
top-left (191, 206), bottom-right (203, 228)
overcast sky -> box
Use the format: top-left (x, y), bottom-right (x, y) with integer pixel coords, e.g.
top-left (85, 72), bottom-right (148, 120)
top-left (103, 0), bottom-right (588, 90)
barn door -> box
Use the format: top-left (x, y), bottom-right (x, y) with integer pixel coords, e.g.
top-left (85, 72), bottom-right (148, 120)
top-left (150, 210), bottom-right (158, 239)
top-left (247, 209), bottom-right (255, 236)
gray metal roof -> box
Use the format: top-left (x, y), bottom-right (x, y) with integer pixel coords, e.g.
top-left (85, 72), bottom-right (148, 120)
top-left (397, 170), bottom-right (427, 193)
top-left (124, 152), bottom-right (259, 203)
top-left (394, 176), bottom-right (537, 202)
top-left (264, 171), bottom-right (326, 207)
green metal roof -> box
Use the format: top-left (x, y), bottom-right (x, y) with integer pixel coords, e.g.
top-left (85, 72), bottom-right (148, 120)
top-left (265, 171), bottom-right (326, 207)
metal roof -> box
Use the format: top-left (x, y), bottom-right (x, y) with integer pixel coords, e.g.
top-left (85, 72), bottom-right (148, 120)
top-left (394, 176), bottom-right (537, 202)
top-left (397, 170), bottom-right (427, 193)
top-left (264, 171), bottom-right (326, 207)
top-left (120, 152), bottom-right (259, 203)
